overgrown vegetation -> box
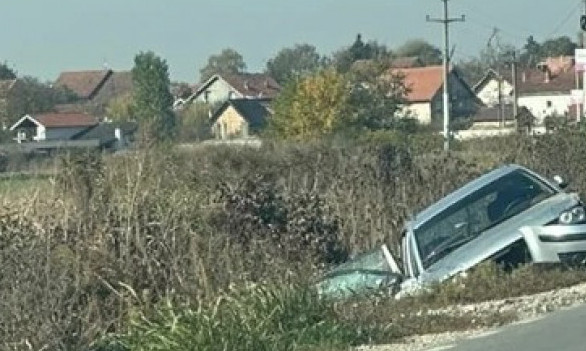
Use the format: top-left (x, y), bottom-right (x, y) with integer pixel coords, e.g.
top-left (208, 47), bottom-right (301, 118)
top-left (3, 130), bottom-right (586, 350)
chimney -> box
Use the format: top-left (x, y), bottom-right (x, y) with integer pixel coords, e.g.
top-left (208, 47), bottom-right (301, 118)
top-left (522, 71), bottom-right (527, 83)
top-left (244, 80), bottom-right (249, 90)
top-left (264, 79), bottom-right (269, 89)
top-left (544, 68), bottom-right (551, 83)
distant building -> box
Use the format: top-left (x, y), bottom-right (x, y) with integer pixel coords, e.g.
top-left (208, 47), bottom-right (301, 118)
top-left (474, 56), bottom-right (578, 125)
top-left (210, 98), bottom-right (272, 140)
top-left (517, 56), bottom-right (576, 124)
top-left (174, 73), bottom-right (281, 110)
top-left (389, 65), bottom-right (480, 126)
top-left (473, 69), bottom-right (514, 107)
top-left (8, 112), bottom-right (136, 151)
top-left (54, 69), bottom-right (133, 114)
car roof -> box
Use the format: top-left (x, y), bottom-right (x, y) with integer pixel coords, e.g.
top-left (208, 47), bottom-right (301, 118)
top-left (408, 164), bottom-right (542, 230)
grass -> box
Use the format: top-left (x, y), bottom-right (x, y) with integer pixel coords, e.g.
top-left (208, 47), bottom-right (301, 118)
top-left (0, 173), bottom-right (54, 203)
top-left (3, 130), bottom-right (586, 350)
top-left (97, 263), bottom-right (586, 351)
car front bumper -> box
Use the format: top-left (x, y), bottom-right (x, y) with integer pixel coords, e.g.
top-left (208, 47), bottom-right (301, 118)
top-left (521, 225), bottom-right (586, 264)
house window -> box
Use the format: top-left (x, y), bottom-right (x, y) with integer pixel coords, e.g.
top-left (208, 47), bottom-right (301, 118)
top-left (546, 101), bottom-right (552, 108)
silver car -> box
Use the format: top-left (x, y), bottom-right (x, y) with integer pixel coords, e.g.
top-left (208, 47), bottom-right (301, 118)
top-left (319, 164), bottom-right (586, 298)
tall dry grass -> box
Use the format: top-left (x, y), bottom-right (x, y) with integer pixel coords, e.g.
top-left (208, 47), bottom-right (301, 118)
top-left (2, 129), bottom-right (586, 350)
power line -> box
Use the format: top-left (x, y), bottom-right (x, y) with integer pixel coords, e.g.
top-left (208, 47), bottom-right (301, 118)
top-left (455, 1), bottom-right (534, 40)
top-left (546, 0), bottom-right (583, 38)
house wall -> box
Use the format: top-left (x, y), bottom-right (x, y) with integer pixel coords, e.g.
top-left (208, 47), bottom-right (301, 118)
top-left (476, 78), bottom-right (514, 107)
top-left (470, 121), bottom-right (515, 130)
top-left (42, 126), bottom-right (88, 141)
top-left (405, 73), bottom-right (478, 127)
top-left (429, 74), bottom-right (479, 127)
top-left (212, 106), bottom-right (249, 140)
top-left (194, 78), bottom-right (242, 105)
top-left (404, 103), bottom-right (432, 124)
top-left (518, 94), bottom-right (572, 124)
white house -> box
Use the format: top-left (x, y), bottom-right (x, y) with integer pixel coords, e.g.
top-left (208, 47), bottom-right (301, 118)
top-left (174, 73), bottom-right (281, 110)
top-left (516, 63), bottom-right (576, 124)
top-left (390, 65), bottom-right (480, 126)
top-left (10, 113), bottom-right (99, 142)
top-left (473, 69), bottom-right (514, 107)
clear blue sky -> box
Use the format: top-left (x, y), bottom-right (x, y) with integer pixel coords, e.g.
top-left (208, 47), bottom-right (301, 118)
top-left (1, 0), bottom-right (583, 83)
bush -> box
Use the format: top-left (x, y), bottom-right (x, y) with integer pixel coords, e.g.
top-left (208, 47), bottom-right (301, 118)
top-left (4, 129), bottom-right (586, 349)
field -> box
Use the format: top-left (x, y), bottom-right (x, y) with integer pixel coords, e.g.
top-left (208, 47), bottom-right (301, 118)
top-left (2, 130), bottom-right (586, 350)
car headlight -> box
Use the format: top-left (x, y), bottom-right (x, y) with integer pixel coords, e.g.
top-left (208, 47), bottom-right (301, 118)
top-left (559, 206), bottom-right (586, 225)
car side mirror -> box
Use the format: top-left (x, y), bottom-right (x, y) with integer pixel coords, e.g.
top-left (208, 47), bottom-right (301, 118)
top-left (553, 175), bottom-right (568, 189)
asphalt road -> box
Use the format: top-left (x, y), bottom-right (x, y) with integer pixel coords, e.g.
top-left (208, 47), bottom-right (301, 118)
top-left (441, 304), bottom-right (586, 351)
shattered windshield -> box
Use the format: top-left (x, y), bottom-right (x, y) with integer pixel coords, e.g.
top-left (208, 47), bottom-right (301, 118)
top-left (414, 170), bottom-right (555, 269)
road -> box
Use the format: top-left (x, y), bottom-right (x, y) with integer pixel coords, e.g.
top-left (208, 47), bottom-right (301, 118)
top-left (439, 304), bottom-right (586, 351)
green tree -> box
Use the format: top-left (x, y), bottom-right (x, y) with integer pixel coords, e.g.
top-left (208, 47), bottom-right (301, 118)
top-left (519, 35), bottom-right (577, 68)
top-left (269, 69), bottom-right (348, 140)
top-left (131, 51), bottom-right (176, 142)
top-left (0, 62), bottom-right (16, 80)
top-left (395, 39), bottom-right (442, 66)
top-left (176, 101), bottom-right (214, 142)
top-left (520, 35), bottom-right (541, 67)
top-left (269, 65), bottom-right (411, 140)
top-left (344, 62), bottom-right (412, 131)
top-left (457, 35), bottom-right (517, 85)
top-left (332, 34), bottom-right (392, 73)
top-left (199, 48), bottom-right (246, 82)
top-left (540, 36), bottom-right (577, 59)
top-left (105, 93), bottom-right (135, 122)
top-left (266, 44), bottom-right (326, 85)
top-left (3, 77), bottom-right (77, 127)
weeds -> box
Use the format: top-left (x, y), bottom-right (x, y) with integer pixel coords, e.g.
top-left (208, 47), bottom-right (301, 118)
top-left (2, 130), bottom-right (586, 349)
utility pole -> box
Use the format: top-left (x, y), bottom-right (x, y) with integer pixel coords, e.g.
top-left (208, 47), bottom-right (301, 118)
top-left (581, 0), bottom-right (586, 122)
top-left (509, 51), bottom-right (519, 123)
top-left (427, 0), bottom-right (465, 152)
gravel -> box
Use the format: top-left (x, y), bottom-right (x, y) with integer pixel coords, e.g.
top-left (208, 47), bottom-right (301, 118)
top-left (356, 281), bottom-right (586, 351)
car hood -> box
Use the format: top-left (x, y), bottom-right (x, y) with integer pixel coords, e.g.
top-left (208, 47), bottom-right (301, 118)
top-left (419, 192), bottom-right (581, 285)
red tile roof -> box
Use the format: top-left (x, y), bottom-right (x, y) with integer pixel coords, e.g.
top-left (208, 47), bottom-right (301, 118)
top-left (391, 65), bottom-right (446, 102)
top-left (34, 113), bottom-right (98, 128)
top-left (518, 68), bottom-right (576, 95)
top-left (219, 73), bottom-right (281, 99)
top-left (55, 70), bottom-right (112, 99)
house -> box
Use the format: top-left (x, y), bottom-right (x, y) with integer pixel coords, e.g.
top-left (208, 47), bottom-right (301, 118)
top-left (473, 69), bottom-right (514, 107)
top-left (471, 104), bottom-right (516, 129)
top-left (54, 69), bottom-right (133, 113)
top-left (8, 112), bottom-right (136, 151)
top-left (516, 56), bottom-right (576, 124)
top-left (390, 65), bottom-right (480, 126)
top-left (210, 98), bottom-right (272, 140)
top-left (471, 104), bottom-right (535, 129)
top-left (71, 121), bottom-right (137, 151)
top-left (10, 113), bottom-right (99, 142)
top-left (175, 73), bottom-right (281, 110)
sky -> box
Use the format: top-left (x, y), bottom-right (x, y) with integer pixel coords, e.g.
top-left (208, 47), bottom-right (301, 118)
top-left (1, 0), bottom-right (584, 83)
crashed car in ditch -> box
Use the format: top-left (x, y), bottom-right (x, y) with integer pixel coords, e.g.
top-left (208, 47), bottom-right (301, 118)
top-left (318, 164), bottom-right (586, 298)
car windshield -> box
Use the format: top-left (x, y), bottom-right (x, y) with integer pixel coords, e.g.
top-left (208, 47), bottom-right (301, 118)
top-left (414, 169), bottom-right (555, 269)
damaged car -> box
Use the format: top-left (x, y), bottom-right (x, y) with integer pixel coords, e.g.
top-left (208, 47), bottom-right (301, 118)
top-left (318, 164), bottom-right (586, 298)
